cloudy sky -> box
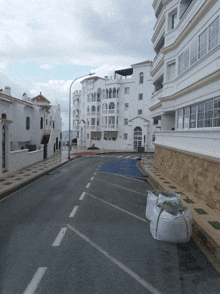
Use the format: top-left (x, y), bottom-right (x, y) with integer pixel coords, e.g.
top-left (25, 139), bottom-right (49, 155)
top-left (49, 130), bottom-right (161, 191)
top-left (0, 0), bottom-right (155, 130)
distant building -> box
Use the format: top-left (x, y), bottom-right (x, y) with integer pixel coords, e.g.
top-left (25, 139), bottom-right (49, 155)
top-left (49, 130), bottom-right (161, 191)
top-left (150, 0), bottom-right (220, 209)
top-left (72, 61), bottom-right (155, 151)
top-left (0, 88), bottom-right (62, 175)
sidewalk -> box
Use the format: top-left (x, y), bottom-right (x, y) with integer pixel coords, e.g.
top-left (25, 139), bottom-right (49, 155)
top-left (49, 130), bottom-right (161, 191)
top-left (138, 155), bottom-right (220, 271)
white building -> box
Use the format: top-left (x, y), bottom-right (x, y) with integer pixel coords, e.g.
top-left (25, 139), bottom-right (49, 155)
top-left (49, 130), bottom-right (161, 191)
top-left (0, 88), bottom-right (62, 176)
top-left (150, 0), bottom-right (220, 209)
top-left (72, 61), bottom-right (155, 152)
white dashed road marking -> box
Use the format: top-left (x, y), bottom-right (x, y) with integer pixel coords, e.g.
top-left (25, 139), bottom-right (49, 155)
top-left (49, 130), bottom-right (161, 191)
top-left (23, 267), bottom-right (47, 294)
top-left (79, 192), bottom-right (86, 200)
top-left (90, 177), bottom-right (94, 181)
top-left (93, 172), bottom-right (97, 175)
top-left (69, 206), bottom-right (79, 218)
top-left (116, 155), bottom-right (123, 158)
top-left (86, 183), bottom-right (91, 188)
top-left (52, 227), bottom-right (67, 246)
top-left (67, 224), bottom-right (161, 294)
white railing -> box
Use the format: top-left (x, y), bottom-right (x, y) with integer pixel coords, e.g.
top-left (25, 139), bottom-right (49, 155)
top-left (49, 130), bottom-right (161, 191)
top-left (109, 109), bottom-right (115, 114)
top-left (102, 110), bottom-right (107, 114)
top-left (91, 111), bottom-right (96, 116)
top-left (91, 126), bottom-right (96, 129)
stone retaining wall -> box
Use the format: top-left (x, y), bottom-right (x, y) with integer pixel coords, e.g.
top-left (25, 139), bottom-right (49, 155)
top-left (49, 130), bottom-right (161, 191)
top-left (154, 145), bottom-right (220, 210)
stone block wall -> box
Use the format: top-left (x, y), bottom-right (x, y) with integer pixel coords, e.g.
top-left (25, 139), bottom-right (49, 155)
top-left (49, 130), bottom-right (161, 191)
top-left (154, 145), bottom-right (220, 210)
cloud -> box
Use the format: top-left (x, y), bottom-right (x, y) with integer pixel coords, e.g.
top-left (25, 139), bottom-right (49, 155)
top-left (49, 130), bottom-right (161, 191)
top-left (39, 64), bottom-right (53, 70)
top-left (0, 0), bottom-right (155, 67)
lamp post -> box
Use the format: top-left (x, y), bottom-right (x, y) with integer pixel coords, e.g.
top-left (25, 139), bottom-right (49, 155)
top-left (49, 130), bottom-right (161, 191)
top-left (68, 72), bottom-right (95, 160)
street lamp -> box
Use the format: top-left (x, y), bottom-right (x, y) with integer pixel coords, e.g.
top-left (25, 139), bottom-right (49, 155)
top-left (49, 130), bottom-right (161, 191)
top-left (68, 72), bottom-right (95, 160)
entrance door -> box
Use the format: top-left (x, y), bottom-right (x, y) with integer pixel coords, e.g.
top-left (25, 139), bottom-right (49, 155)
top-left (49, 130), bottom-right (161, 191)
top-left (2, 125), bottom-right (5, 169)
top-left (133, 126), bottom-right (142, 150)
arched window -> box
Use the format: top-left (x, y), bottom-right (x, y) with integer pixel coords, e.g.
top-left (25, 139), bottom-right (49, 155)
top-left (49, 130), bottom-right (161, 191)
top-left (109, 88), bottom-right (112, 98)
top-left (134, 126), bottom-right (142, 150)
top-left (97, 88), bottom-right (101, 101)
top-left (109, 102), bottom-right (115, 109)
top-left (91, 105), bottom-right (96, 112)
top-left (113, 88), bottom-right (116, 98)
top-left (102, 103), bottom-right (107, 110)
top-left (139, 72), bottom-right (144, 84)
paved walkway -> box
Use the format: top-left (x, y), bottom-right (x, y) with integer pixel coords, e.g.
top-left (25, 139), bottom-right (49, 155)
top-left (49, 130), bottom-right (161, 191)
top-left (138, 156), bottom-right (220, 271)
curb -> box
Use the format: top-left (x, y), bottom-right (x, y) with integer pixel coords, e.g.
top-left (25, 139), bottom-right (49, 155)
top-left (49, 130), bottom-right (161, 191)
top-left (0, 156), bottom-right (79, 201)
top-left (136, 161), bottom-right (220, 270)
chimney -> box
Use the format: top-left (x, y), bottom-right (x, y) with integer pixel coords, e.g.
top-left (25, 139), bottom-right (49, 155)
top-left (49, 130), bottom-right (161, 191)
top-left (22, 92), bottom-right (28, 101)
top-left (4, 86), bottom-right (11, 96)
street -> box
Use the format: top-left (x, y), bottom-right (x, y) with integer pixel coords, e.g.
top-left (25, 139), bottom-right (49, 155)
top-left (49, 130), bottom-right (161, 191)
top-left (0, 153), bottom-right (220, 294)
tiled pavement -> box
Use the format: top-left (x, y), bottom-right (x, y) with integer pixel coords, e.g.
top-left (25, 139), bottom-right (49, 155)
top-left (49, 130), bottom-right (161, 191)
top-left (138, 156), bottom-right (220, 270)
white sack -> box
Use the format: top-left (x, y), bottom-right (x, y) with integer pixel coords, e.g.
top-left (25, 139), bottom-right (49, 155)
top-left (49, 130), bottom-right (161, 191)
top-left (156, 192), bottom-right (182, 205)
top-left (145, 190), bottom-right (160, 221)
top-left (150, 203), bottom-right (192, 243)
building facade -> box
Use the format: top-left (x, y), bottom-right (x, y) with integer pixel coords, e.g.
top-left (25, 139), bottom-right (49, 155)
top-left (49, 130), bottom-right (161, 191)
top-left (150, 0), bottom-right (220, 209)
top-left (72, 61), bottom-right (155, 151)
top-left (0, 88), bottom-right (62, 175)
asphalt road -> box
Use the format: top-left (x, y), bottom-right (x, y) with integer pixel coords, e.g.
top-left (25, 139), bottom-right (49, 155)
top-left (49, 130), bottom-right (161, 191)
top-left (0, 153), bottom-right (219, 294)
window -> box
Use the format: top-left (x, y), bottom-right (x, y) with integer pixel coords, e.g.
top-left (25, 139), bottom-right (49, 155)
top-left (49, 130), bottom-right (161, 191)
top-left (190, 106), bottom-right (197, 128)
top-left (214, 98), bottom-right (220, 127)
top-left (91, 132), bottom-right (101, 140)
top-left (2, 113), bottom-right (7, 119)
top-left (124, 103), bottom-right (129, 109)
top-left (198, 29), bottom-right (207, 59)
top-left (190, 40), bottom-right (198, 65)
top-left (178, 49), bottom-right (189, 74)
top-left (87, 119), bottom-right (89, 125)
top-left (171, 12), bottom-right (177, 29)
top-left (46, 119), bottom-right (48, 125)
top-left (183, 107), bottom-right (190, 129)
top-left (138, 93), bottom-right (143, 100)
top-left (26, 117), bottom-right (30, 130)
top-left (139, 72), bottom-right (144, 84)
top-left (177, 110), bottom-right (183, 129)
top-left (124, 133), bottom-right (128, 140)
top-left (91, 118), bottom-right (96, 125)
top-left (87, 106), bottom-right (90, 113)
top-left (138, 109), bottom-right (142, 115)
top-left (40, 117), bottom-right (43, 129)
top-left (125, 87), bottom-right (129, 94)
top-left (109, 102), bottom-right (115, 109)
top-left (108, 116), bottom-right (115, 125)
top-left (153, 119), bottom-right (158, 125)
top-left (209, 17), bottom-right (219, 51)
top-left (53, 122), bottom-right (55, 129)
top-left (87, 133), bottom-right (89, 139)
top-left (104, 131), bottom-right (118, 140)
top-left (167, 62), bottom-right (176, 81)
top-left (97, 118), bottom-right (100, 126)
top-left (124, 118), bottom-right (128, 125)
top-left (204, 101), bottom-right (213, 127)
top-left (153, 75), bottom-right (164, 92)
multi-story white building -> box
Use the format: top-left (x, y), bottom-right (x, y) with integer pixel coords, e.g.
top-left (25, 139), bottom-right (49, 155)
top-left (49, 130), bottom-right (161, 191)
top-left (72, 61), bottom-right (155, 151)
top-left (0, 87), bottom-right (62, 175)
top-left (150, 0), bottom-right (220, 209)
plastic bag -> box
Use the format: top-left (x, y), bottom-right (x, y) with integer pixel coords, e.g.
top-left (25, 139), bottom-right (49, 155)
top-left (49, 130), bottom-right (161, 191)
top-left (150, 202), bottom-right (192, 243)
top-left (145, 190), bottom-right (160, 221)
top-left (156, 191), bottom-right (181, 205)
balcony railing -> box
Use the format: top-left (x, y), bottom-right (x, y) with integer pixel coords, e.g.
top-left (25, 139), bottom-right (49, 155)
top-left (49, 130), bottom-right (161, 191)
top-left (109, 109), bottom-right (115, 114)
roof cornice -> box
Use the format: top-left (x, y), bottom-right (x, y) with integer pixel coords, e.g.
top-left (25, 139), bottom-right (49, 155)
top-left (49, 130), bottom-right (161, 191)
top-left (160, 68), bottom-right (220, 102)
top-left (149, 102), bottom-right (162, 111)
top-left (162, 0), bottom-right (218, 55)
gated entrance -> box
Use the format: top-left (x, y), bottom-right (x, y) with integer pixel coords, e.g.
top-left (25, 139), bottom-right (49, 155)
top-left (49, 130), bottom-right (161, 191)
top-left (133, 126), bottom-right (142, 150)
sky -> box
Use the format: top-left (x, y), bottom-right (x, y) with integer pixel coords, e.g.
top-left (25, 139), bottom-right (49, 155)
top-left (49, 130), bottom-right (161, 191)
top-left (0, 0), bottom-right (155, 130)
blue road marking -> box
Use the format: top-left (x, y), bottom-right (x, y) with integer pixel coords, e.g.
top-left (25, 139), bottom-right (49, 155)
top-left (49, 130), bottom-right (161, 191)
top-left (99, 159), bottom-right (143, 178)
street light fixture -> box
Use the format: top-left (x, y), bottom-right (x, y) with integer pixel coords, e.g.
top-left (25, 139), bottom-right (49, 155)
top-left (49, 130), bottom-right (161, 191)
top-left (68, 72), bottom-right (95, 160)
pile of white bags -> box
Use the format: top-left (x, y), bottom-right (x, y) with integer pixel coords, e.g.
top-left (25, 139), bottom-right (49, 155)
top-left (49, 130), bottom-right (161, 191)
top-left (146, 190), bottom-right (192, 243)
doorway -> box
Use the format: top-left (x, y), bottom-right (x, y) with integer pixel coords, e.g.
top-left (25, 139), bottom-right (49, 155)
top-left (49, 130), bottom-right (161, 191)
top-left (133, 126), bottom-right (142, 150)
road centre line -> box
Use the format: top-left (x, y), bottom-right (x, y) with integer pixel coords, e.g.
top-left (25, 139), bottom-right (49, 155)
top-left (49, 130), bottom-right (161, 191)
top-left (94, 178), bottom-right (147, 196)
top-left (86, 192), bottom-right (149, 223)
top-left (52, 227), bottom-right (67, 246)
top-left (116, 155), bottom-right (123, 158)
top-left (86, 183), bottom-right (91, 188)
top-left (69, 206), bottom-right (79, 218)
top-left (79, 192), bottom-right (86, 200)
top-left (67, 224), bottom-right (160, 294)
top-left (90, 177), bottom-right (94, 181)
top-left (23, 267), bottom-right (47, 294)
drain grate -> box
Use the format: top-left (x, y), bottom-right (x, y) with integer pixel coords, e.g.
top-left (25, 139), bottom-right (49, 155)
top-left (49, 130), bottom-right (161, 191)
top-left (208, 221), bottom-right (220, 230)
top-left (4, 182), bottom-right (13, 185)
top-left (169, 186), bottom-right (177, 189)
top-left (194, 208), bottom-right (208, 215)
top-left (164, 181), bottom-right (170, 184)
